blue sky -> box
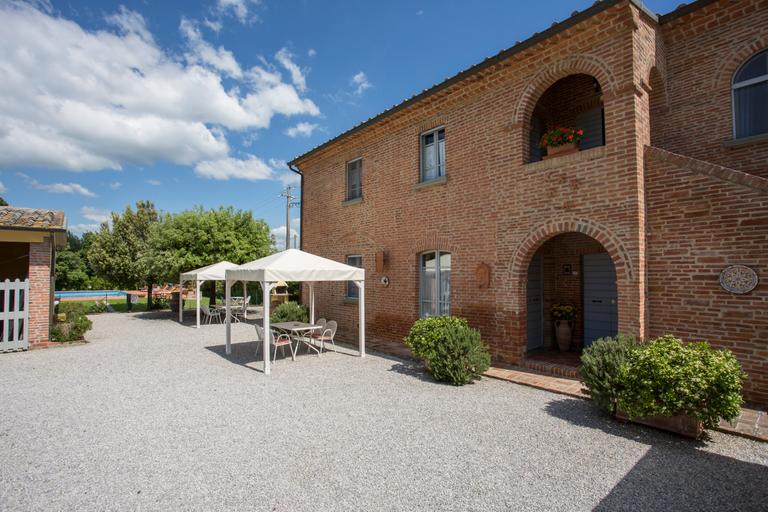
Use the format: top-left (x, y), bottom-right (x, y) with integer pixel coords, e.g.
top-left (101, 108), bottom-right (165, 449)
top-left (0, 0), bottom-right (681, 245)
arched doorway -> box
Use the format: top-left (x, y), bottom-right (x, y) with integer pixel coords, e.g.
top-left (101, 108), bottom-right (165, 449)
top-left (525, 232), bottom-right (618, 357)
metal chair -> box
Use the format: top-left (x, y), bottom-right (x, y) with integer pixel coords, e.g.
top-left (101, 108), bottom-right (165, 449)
top-left (200, 306), bottom-right (222, 324)
top-left (317, 320), bottom-right (337, 353)
top-left (254, 324), bottom-right (296, 362)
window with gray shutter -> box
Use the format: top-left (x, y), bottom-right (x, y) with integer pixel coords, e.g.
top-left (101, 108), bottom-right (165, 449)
top-left (346, 159), bottom-right (362, 200)
top-left (530, 116), bottom-right (542, 162)
top-left (575, 107), bottom-right (605, 150)
top-left (733, 49), bottom-right (768, 139)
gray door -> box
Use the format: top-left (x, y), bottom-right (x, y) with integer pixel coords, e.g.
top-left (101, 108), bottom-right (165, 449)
top-left (526, 254), bottom-right (543, 350)
top-left (583, 253), bottom-right (617, 347)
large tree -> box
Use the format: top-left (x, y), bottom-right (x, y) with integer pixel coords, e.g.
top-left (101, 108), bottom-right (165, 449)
top-left (55, 233), bottom-right (91, 290)
top-left (145, 206), bottom-right (273, 304)
top-left (0, 197), bottom-right (7, 206)
top-left (87, 201), bottom-right (159, 304)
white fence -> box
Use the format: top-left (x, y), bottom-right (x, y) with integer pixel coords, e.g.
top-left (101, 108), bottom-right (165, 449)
top-left (0, 279), bottom-right (30, 352)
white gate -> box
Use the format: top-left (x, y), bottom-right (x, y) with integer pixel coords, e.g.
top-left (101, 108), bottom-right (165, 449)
top-left (0, 279), bottom-right (30, 352)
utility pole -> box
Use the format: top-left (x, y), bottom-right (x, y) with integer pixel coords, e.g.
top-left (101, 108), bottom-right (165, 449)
top-left (280, 186), bottom-right (300, 251)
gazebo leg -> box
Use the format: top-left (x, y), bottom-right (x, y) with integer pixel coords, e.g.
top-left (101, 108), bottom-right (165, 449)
top-left (196, 279), bottom-right (201, 328)
top-left (225, 279), bottom-right (232, 355)
top-left (262, 281), bottom-right (275, 374)
top-left (355, 280), bottom-right (365, 357)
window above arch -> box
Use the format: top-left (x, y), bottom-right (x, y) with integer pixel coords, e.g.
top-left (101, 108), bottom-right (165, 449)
top-left (733, 49), bottom-right (768, 139)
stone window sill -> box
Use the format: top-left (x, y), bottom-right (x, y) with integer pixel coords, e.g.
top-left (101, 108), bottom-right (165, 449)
top-left (524, 145), bottom-right (606, 171)
top-left (414, 175), bottom-right (448, 191)
top-left (342, 297), bottom-right (359, 304)
top-left (724, 133), bottom-right (768, 148)
top-left (342, 197), bottom-right (363, 206)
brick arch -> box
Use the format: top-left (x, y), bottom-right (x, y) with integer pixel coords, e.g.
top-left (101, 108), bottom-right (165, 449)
top-left (408, 233), bottom-right (459, 256)
top-left (335, 231), bottom-right (376, 248)
top-left (712, 37), bottom-right (768, 93)
top-left (503, 217), bottom-right (633, 307)
top-left (512, 54), bottom-right (618, 127)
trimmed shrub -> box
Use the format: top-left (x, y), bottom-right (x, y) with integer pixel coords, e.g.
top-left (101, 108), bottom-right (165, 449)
top-left (617, 335), bottom-right (745, 429)
top-left (404, 316), bottom-right (490, 386)
top-left (270, 301), bottom-right (309, 324)
top-left (580, 334), bottom-right (638, 415)
top-left (88, 301), bottom-right (109, 314)
top-left (404, 316), bottom-right (470, 361)
top-left (150, 296), bottom-right (169, 310)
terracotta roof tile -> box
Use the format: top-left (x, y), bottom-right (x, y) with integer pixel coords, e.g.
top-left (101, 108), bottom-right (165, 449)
top-left (0, 206), bottom-right (66, 231)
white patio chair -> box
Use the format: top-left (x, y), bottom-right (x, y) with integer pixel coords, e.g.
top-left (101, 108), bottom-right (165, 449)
top-left (254, 324), bottom-right (296, 363)
top-left (233, 295), bottom-right (251, 321)
top-left (317, 320), bottom-right (337, 353)
top-left (200, 306), bottom-right (222, 324)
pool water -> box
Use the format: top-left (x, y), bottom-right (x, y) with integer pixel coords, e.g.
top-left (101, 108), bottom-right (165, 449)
top-left (55, 290), bottom-right (127, 299)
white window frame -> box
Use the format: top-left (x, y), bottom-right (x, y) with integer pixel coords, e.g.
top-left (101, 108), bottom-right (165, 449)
top-left (346, 255), bottom-right (362, 299)
top-left (419, 127), bottom-right (445, 183)
top-left (346, 158), bottom-right (363, 201)
top-left (732, 50), bottom-right (768, 139)
top-left (419, 250), bottom-right (450, 318)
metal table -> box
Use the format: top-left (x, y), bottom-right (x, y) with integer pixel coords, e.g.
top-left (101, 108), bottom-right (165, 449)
top-left (271, 321), bottom-right (322, 355)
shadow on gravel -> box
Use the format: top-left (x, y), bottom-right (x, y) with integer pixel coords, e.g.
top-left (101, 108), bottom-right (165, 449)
top-left (545, 397), bottom-right (768, 510)
top-left (387, 361), bottom-right (433, 382)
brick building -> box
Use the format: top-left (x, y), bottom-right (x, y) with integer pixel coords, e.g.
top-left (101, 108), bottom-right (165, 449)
top-left (290, 0), bottom-right (768, 402)
top-left (0, 207), bottom-right (67, 349)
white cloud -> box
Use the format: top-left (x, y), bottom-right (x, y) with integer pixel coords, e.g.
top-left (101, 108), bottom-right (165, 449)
top-left (80, 206), bottom-right (110, 223)
top-left (109, 181), bottom-right (122, 190)
top-left (271, 220), bottom-right (300, 249)
top-left (195, 155), bottom-right (274, 181)
top-left (147, 179), bottom-right (161, 186)
top-left (416, 9), bottom-right (424, 16)
top-left (216, 0), bottom-right (258, 23)
top-left (180, 17), bottom-right (242, 79)
top-left (0, 181), bottom-right (6, 194)
top-left (202, 18), bottom-right (223, 33)
top-left (69, 223), bottom-right (100, 235)
top-left (307, 48), bottom-right (316, 57)
top-left (285, 122), bottom-right (319, 138)
top-left (351, 71), bottom-right (372, 96)
top-left (0, 3), bottom-right (319, 173)
top-left (275, 48), bottom-right (306, 92)
top-left (33, 181), bottom-right (96, 197)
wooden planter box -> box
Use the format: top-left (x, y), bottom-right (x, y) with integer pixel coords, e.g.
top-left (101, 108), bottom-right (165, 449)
top-left (542, 142), bottom-right (579, 160)
top-left (616, 409), bottom-right (704, 439)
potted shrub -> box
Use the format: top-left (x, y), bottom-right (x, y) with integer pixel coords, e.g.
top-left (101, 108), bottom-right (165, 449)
top-left (404, 316), bottom-right (491, 385)
top-left (540, 126), bottom-right (584, 160)
top-left (551, 304), bottom-right (578, 351)
top-left (616, 335), bottom-right (745, 438)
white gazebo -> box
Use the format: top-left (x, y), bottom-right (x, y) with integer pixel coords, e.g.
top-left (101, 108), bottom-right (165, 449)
top-left (224, 249), bottom-right (366, 375)
top-left (179, 261), bottom-right (239, 328)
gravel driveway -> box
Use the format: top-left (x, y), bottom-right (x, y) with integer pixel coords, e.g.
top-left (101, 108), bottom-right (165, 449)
top-left (1, 312), bottom-right (766, 511)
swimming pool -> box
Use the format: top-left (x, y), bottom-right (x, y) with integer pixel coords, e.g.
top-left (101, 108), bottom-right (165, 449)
top-left (55, 290), bottom-right (127, 299)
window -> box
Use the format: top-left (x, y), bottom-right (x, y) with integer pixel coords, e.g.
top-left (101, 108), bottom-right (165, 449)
top-left (420, 128), bottom-right (445, 182)
top-left (419, 251), bottom-right (450, 317)
top-left (574, 107), bottom-right (605, 150)
top-left (733, 49), bottom-right (768, 139)
top-left (346, 255), bottom-right (362, 299)
top-left (346, 159), bottom-right (362, 200)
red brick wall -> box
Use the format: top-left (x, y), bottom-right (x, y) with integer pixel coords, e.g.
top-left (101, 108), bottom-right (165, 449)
top-left (300, 2), bottom-right (647, 367)
top-left (645, 146), bottom-right (768, 403)
top-left (28, 237), bottom-right (52, 345)
top-left (653, 0), bottom-right (768, 179)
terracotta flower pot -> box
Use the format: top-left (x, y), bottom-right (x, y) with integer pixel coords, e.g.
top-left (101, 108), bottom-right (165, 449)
top-left (555, 320), bottom-right (573, 351)
top-left (616, 409), bottom-right (704, 439)
top-left (543, 141), bottom-right (579, 160)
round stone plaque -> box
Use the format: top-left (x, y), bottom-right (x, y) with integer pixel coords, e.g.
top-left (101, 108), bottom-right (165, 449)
top-left (719, 265), bottom-right (758, 294)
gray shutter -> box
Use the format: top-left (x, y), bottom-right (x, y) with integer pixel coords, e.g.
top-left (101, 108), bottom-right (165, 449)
top-left (530, 116), bottom-right (542, 162)
top-left (575, 107), bottom-right (604, 150)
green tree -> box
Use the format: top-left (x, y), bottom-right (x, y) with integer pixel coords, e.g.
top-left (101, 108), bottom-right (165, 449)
top-left (145, 206), bottom-right (273, 304)
top-left (0, 197), bottom-right (8, 206)
top-left (55, 236), bottom-right (91, 290)
top-left (87, 201), bottom-right (159, 305)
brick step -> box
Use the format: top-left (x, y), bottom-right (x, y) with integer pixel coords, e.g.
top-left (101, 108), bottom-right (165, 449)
top-left (521, 357), bottom-right (581, 379)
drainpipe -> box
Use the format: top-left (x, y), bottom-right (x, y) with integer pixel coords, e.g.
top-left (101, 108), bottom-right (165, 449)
top-left (288, 163), bottom-right (303, 250)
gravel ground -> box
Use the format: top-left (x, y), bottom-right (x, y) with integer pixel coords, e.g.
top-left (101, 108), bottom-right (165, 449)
top-left (1, 312), bottom-right (766, 512)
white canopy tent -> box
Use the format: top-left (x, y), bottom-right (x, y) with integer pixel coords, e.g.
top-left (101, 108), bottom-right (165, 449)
top-left (179, 261), bottom-right (240, 328)
top-left (224, 249), bottom-right (366, 375)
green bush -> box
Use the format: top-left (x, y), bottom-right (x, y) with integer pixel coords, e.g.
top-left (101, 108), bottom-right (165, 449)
top-left (580, 334), bottom-right (638, 415)
top-left (404, 316), bottom-right (470, 360)
top-left (617, 335), bottom-right (745, 429)
top-left (270, 301), bottom-right (308, 323)
top-left (52, 302), bottom-right (93, 342)
top-left (404, 316), bottom-right (490, 386)
top-left (88, 301), bottom-right (109, 314)
top-left (150, 296), bottom-right (169, 310)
